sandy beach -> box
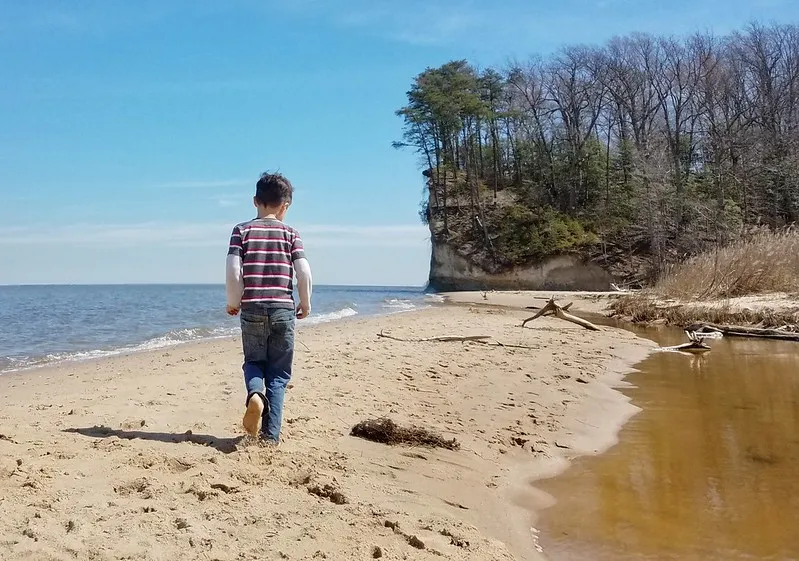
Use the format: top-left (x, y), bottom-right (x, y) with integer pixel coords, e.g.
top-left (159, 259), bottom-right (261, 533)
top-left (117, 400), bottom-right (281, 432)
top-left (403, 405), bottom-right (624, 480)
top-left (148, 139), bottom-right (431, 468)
top-left (0, 298), bottom-right (653, 561)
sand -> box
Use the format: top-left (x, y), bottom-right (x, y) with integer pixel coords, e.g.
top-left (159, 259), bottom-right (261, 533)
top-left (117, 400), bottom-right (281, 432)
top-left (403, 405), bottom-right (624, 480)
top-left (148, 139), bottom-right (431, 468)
top-left (0, 300), bottom-right (654, 561)
top-left (441, 290), bottom-right (627, 315)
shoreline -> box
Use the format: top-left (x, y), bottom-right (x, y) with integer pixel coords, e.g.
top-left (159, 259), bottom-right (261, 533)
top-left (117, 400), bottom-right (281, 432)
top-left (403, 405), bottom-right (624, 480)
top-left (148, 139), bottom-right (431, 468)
top-left (442, 292), bottom-right (654, 555)
top-left (0, 304), bottom-right (432, 378)
top-left (0, 298), bottom-right (654, 561)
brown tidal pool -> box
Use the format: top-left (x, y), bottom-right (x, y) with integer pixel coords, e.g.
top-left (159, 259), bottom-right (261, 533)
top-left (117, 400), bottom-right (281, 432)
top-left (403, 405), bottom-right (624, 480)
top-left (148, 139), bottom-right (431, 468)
top-left (537, 327), bottom-right (799, 560)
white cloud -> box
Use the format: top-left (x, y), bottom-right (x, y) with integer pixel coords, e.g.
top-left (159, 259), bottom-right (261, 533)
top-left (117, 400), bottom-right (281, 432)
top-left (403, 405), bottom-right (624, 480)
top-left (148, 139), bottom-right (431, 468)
top-left (216, 197), bottom-right (242, 208)
top-left (302, 225), bottom-right (429, 248)
top-left (299, 224), bottom-right (426, 236)
top-left (333, 3), bottom-right (481, 45)
top-left (0, 220), bottom-right (430, 285)
top-left (8, 2), bottom-right (484, 46)
top-left (0, 221), bottom-right (429, 249)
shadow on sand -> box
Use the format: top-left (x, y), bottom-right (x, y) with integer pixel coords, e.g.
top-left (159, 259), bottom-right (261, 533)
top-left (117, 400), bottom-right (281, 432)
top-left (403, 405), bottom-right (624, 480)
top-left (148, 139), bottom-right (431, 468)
top-left (64, 426), bottom-right (243, 454)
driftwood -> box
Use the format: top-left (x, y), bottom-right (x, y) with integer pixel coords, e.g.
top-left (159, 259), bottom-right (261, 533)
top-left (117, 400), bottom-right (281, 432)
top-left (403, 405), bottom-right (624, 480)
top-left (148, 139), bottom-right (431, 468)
top-left (662, 331), bottom-right (713, 353)
top-left (526, 302), bottom-right (574, 312)
top-left (376, 331), bottom-right (541, 351)
top-left (377, 332), bottom-right (491, 343)
top-left (522, 297), bottom-right (600, 331)
top-left (685, 322), bottom-right (799, 342)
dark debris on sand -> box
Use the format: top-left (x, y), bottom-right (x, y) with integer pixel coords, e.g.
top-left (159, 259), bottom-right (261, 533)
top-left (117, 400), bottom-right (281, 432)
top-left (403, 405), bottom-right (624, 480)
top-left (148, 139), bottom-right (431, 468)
top-left (307, 483), bottom-right (348, 505)
top-left (350, 418), bottom-right (460, 450)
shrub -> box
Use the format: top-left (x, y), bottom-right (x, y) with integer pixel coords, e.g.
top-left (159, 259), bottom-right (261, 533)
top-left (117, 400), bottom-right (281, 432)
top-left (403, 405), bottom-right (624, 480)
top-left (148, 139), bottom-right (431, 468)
top-left (654, 229), bottom-right (799, 299)
top-left (493, 204), bottom-right (598, 264)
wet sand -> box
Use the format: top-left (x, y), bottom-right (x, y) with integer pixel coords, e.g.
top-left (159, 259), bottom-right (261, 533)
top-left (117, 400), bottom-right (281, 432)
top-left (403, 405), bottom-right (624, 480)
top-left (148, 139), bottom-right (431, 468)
top-left (0, 303), bottom-right (652, 561)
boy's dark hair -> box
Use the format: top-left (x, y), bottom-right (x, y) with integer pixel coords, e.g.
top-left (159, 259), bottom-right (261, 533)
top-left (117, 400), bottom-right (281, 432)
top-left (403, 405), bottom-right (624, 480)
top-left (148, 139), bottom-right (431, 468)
top-left (255, 172), bottom-right (293, 207)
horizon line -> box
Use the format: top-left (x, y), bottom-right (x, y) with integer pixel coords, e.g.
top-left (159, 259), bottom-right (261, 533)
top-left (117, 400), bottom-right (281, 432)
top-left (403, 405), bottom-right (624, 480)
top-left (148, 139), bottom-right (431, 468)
top-left (0, 282), bottom-right (429, 289)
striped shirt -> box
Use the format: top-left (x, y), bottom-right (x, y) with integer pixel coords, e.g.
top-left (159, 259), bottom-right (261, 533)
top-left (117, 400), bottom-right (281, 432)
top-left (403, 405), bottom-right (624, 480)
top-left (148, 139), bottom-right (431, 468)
top-left (228, 218), bottom-right (306, 310)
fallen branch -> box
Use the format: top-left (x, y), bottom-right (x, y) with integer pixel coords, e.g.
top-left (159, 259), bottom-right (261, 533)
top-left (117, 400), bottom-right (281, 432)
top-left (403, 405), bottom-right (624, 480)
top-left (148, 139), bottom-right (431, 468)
top-left (477, 340), bottom-right (541, 351)
top-left (377, 331), bottom-right (491, 343)
top-left (661, 331), bottom-right (712, 353)
top-left (685, 322), bottom-right (799, 342)
top-left (376, 332), bottom-right (540, 351)
top-left (522, 297), bottom-right (600, 331)
top-left (525, 302), bottom-right (574, 312)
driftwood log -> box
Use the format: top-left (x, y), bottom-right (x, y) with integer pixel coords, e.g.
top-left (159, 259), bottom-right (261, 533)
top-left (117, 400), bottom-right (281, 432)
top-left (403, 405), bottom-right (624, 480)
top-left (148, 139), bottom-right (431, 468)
top-left (377, 332), bottom-right (491, 343)
top-left (376, 331), bottom-right (541, 351)
top-left (526, 302), bottom-right (574, 312)
top-left (522, 297), bottom-right (600, 331)
top-left (662, 331), bottom-right (712, 353)
top-left (685, 323), bottom-right (799, 342)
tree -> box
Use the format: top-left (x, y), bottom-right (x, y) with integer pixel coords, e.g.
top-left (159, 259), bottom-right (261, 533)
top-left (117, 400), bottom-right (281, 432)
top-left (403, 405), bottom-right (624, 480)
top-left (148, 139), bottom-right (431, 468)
top-left (394, 22), bottom-right (799, 283)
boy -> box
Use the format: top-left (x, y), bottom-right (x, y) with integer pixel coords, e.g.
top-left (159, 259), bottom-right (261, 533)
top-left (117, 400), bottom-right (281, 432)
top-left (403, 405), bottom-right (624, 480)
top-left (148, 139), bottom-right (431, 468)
top-left (225, 172), bottom-right (313, 444)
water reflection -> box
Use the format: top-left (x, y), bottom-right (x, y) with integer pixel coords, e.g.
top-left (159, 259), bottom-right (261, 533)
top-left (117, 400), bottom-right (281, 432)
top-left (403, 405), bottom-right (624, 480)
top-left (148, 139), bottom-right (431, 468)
top-left (538, 331), bottom-right (799, 560)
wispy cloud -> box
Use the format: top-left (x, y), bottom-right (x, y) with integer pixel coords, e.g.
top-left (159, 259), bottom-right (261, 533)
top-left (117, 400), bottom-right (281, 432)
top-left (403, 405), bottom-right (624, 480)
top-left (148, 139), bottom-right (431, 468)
top-left (13, 78), bottom-right (267, 103)
top-left (265, 0), bottom-right (490, 46)
top-left (155, 179), bottom-right (250, 190)
top-left (0, 223), bottom-right (228, 248)
top-left (302, 224), bottom-right (429, 247)
top-left (30, 10), bottom-right (85, 33)
top-left (0, 222), bottom-right (429, 248)
top-left (2, 5), bottom-right (114, 37)
top-left (330, 3), bottom-right (482, 45)
top-left (215, 196), bottom-right (242, 208)
top-left (0, 2), bottom-right (230, 39)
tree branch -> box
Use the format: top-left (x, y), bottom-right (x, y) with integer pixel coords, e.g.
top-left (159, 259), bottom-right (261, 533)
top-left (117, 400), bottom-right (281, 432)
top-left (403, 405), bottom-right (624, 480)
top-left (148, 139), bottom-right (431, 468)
top-left (522, 297), bottom-right (600, 331)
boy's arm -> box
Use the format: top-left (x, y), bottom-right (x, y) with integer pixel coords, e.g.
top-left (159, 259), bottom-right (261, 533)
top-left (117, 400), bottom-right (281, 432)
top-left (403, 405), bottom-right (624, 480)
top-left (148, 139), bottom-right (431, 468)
top-left (226, 226), bottom-right (244, 314)
top-left (291, 231), bottom-right (312, 319)
top-left (295, 257), bottom-right (312, 318)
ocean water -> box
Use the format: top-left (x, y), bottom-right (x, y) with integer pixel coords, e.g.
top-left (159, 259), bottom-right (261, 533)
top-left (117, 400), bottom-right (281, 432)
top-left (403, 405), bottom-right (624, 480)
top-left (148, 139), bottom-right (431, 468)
top-left (0, 285), bottom-right (434, 373)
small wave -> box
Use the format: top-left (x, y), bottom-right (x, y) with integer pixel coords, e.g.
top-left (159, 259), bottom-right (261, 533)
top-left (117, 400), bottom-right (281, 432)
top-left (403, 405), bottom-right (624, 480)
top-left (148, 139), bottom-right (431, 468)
top-left (303, 307), bottom-right (359, 326)
top-left (0, 305), bottom-right (380, 374)
top-left (382, 298), bottom-right (418, 312)
top-left (0, 325), bottom-right (238, 374)
top-left (135, 326), bottom-right (238, 350)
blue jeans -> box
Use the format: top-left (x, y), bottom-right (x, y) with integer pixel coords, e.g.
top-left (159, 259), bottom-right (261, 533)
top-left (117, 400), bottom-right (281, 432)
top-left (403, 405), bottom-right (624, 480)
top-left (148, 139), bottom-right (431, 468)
top-left (240, 308), bottom-right (295, 442)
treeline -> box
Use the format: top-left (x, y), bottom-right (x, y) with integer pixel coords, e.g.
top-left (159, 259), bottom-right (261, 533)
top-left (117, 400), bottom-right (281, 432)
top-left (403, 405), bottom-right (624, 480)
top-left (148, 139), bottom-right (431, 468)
top-left (395, 22), bottom-right (799, 281)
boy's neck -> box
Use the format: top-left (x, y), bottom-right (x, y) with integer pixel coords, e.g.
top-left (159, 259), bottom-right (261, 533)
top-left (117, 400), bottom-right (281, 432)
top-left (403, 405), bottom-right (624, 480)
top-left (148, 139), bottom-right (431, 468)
top-left (257, 207), bottom-right (282, 220)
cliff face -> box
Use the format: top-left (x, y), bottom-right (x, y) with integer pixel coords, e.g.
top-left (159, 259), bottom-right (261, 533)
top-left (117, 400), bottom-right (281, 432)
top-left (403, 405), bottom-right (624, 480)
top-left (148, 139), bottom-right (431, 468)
top-left (428, 242), bottom-right (613, 292)
top-left (423, 173), bottom-right (622, 292)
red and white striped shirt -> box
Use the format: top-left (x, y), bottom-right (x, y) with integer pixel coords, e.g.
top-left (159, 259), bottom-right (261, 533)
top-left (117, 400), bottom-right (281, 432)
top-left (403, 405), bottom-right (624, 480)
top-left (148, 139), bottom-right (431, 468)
top-left (227, 218), bottom-right (306, 310)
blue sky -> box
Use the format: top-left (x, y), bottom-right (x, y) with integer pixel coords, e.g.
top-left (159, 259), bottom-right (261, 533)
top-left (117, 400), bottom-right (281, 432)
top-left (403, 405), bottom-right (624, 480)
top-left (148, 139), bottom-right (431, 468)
top-left (1, 0), bottom-right (796, 286)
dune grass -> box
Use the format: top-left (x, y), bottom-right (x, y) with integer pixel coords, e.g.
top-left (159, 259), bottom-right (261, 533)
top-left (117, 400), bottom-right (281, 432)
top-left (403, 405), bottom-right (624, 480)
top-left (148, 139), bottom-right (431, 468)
top-left (654, 229), bottom-right (799, 300)
top-left (610, 229), bottom-right (799, 327)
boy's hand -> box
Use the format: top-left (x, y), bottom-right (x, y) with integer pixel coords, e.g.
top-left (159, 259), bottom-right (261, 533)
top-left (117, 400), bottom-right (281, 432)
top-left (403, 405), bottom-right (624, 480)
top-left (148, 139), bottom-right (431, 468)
top-left (226, 305), bottom-right (240, 316)
top-left (296, 303), bottom-right (310, 320)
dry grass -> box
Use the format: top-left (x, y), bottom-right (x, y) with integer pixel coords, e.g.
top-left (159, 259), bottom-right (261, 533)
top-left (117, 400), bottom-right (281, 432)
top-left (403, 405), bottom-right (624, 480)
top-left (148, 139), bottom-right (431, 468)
top-left (609, 296), bottom-right (799, 328)
top-left (608, 229), bottom-right (799, 327)
top-left (655, 229), bottom-right (799, 299)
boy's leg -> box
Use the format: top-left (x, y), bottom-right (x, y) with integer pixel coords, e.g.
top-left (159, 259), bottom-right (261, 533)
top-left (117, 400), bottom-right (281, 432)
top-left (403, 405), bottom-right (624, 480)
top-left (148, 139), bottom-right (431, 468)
top-left (240, 312), bottom-right (270, 435)
top-left (262, 308), bottom-right (296, 443)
